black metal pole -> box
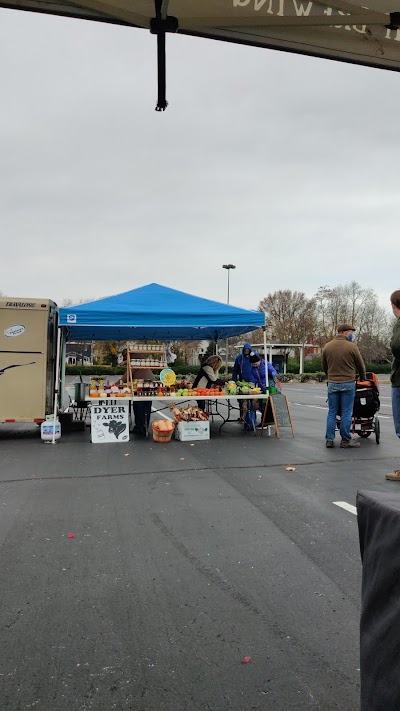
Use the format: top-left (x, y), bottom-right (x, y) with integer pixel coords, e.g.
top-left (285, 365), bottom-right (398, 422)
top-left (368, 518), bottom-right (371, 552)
top-left (155, 30), bottom-right (167, 111)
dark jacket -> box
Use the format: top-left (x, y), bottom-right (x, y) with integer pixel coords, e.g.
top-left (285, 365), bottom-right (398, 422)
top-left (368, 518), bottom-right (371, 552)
top-left (390, 318), bottom-right (400, 388)
top-left (232, 343), bottom-right (253, 383)
top-left (193, 365), bottom-right (224, 390)
top-left (322, 335), bottom-right (366, 382)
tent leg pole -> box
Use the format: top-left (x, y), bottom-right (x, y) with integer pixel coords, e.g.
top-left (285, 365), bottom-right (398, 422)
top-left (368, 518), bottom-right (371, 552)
top-left (263, 322), bottom-right (268, 395)
top-left (263, 320), bottom-right (271, 436)
top-left (60, 331), bottom-right (66, 411)
top-left (51, 327), bottom-right (62, 444)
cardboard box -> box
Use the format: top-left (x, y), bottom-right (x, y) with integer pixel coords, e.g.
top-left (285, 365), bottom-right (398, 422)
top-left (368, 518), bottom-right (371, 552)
top-left (175, 421), bottom-right (210, 441)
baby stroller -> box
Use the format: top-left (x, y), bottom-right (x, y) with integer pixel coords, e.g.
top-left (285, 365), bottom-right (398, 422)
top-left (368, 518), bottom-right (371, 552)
top-left (336, 372), bottom-right (381, 444)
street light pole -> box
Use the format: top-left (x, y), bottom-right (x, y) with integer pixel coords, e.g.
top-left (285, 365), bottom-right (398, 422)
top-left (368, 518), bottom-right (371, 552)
top-left (222, 264), bottom-right (236, 376)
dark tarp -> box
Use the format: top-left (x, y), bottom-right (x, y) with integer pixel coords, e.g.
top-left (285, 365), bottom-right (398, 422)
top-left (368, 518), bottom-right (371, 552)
top-left (357, 490), bottom-right (400, 711)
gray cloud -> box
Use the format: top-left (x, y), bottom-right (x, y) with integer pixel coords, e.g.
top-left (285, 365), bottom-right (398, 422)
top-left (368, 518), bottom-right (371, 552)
top-left (0, 9), bottom-right (399, 313)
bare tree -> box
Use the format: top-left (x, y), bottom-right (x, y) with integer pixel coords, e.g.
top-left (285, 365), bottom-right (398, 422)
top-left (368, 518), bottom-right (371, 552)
top-left (61, 296), bottom-right (98, 307)
top-left (258, 290), bottom-right (318, 348)
top-left (315, 282), bottom-right (391, 363)
top-left (170, 341), bottom-right (201, 364)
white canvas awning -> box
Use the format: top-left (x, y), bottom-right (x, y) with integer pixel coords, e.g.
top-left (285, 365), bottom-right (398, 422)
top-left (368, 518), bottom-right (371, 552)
top-left (2, 0), bottom-right (400, 108)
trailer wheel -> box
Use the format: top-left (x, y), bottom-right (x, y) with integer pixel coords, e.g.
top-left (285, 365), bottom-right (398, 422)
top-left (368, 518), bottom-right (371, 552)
top-left (375, 417), bottom-right (380, 444)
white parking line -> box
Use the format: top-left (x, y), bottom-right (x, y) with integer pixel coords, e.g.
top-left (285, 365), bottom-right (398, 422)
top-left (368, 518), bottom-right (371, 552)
top-left (313, 395), bottom-right (391, 408)
top-left (290, 402), bottom-right (327, 410)
top-left (151, 406), bottom-right (174, 422)
top-left (291, 402), bottom-right (390, 418)
top-left (333, 501), bottom-right (357, 515)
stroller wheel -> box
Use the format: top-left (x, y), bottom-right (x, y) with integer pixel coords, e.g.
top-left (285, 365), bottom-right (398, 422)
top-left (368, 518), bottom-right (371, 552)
top-left (375, 417), bottom-right (380, 444)
top-left (359, 431), bottom-right (372, 438)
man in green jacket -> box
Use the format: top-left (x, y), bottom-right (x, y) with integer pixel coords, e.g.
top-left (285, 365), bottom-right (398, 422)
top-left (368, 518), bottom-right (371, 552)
top-left (385, 290), bottom-right (400, 480)
top-left (322, 323), bottom-right (366, 448)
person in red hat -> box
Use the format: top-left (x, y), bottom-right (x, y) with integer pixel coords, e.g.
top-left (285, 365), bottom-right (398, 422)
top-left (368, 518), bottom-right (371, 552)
top-left (322, 323), bottom-right (366, 448)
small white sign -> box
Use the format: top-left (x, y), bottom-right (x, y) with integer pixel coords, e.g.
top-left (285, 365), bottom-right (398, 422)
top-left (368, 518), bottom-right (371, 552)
top-left (91, 403), bottom-right (130, 444)
top-left (66, 314), bottom-right (77, 323)
top-left (4, 324), bottom-right (25, 338)
top-left (175, 421), bottom-right (210, 441)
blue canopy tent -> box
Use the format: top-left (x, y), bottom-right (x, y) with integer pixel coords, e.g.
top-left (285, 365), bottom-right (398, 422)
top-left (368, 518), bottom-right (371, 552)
top-left (53, 284), bottom-right (266, 427)
top-left (59, 283), bottom-right (265, 342)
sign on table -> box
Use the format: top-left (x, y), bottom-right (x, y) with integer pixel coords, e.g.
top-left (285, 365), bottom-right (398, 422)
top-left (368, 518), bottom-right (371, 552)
top-left (160, 368), bottom-right (176, 386)
top-left (91, 404), bottom-right (130, 444)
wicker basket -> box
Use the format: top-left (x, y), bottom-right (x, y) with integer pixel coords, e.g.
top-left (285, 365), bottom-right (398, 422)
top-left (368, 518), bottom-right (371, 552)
top-left (152, 422), bottom-right (175, 443)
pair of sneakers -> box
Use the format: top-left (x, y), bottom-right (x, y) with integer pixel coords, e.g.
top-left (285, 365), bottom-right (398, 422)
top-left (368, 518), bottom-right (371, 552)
top-left (326, 439), bottom-right (360, 448)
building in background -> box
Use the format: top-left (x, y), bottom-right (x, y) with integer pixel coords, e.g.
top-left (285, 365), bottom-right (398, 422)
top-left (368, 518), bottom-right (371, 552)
top-left (66, 343), bottom-right (93, 366)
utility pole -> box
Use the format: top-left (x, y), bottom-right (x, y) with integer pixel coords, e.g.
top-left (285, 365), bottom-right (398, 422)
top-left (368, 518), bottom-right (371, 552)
top-left (222, 264), bottom-right (236, 376)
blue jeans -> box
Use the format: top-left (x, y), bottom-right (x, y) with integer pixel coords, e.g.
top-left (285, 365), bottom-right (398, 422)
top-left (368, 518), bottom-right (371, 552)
top-left (392, 387), bottom-right (400, 438)
top-left (326, 381), bottom-right (356, 441)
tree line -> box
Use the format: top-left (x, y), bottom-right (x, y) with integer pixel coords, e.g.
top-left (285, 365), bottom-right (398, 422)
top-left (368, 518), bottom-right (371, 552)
top-left (257, 282), bottom-right (393, 363)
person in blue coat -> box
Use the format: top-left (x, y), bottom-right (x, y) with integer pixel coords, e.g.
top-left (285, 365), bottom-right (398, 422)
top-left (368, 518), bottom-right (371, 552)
top-left (250, 353), bottom-right (278, 390)
top-left (232, 343), bottom-right (254, 422)
top-left (232, 342), bottom-right (254, 383)
top-left (250, 353), bottom-right (279, 427)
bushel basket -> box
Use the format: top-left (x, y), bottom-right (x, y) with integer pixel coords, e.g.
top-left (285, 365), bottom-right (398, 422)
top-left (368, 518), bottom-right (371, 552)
top-left (152, 421), bottom-right (175, 443)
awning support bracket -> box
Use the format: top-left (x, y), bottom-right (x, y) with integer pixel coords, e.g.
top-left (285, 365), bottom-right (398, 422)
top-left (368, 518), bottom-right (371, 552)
top-left (150, 0), bottom-right (178, 112)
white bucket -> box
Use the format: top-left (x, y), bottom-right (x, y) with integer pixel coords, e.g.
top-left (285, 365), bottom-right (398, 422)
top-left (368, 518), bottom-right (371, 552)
top-left (41, 415), bottom-right (61, 443)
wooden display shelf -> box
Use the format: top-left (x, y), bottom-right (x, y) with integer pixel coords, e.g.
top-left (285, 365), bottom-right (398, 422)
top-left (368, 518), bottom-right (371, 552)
top-left (127, 349), bottom-right (165, 354)
top-left (127, 365), bottom-right (167, 369)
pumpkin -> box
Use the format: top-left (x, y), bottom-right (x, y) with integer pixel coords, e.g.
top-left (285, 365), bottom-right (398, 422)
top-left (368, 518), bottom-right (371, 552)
top-left (153, 419), bottom-right (174, 431)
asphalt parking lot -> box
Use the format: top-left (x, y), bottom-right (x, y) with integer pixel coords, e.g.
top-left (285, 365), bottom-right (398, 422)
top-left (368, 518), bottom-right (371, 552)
top-left (0, 382), bottom-right (398, 711)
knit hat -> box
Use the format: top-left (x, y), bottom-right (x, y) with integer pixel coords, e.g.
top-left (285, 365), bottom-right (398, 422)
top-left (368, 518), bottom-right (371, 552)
top-left (250, 353), bottom-right (260, 363)
top-left (337, 323), bottom-right (356, 333)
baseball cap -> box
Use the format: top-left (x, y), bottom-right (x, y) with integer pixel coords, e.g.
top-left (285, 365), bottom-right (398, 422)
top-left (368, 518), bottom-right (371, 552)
top-left (337, 323), bottom-right (356, 333)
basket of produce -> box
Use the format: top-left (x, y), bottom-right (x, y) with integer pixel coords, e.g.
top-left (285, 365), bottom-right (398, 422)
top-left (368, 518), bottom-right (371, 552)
top-left (152, 419), bottom-right (175, 443)
top-left (171, 406), bottom-right (209, 422)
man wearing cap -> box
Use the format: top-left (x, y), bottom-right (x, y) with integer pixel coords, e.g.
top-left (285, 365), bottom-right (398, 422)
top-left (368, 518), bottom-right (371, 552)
top-left (322, 324), bottom-right (366, 448)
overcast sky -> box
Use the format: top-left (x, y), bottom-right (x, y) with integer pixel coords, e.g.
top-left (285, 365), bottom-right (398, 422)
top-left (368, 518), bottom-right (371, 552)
top-left (0, 8), bottom-right (399, 314)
